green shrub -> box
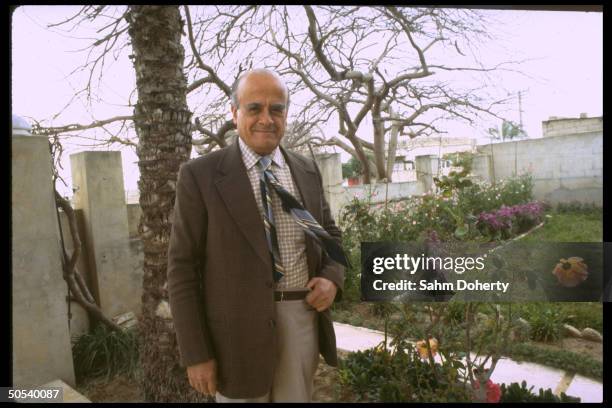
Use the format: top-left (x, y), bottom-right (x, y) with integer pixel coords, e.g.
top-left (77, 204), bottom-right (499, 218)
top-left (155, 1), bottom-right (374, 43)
top-left (337, 172), bottom-right (536, 301)
top-left (500, 381), bottom-right (580, 402)
top-left (433, 152), bottom-right (474, 198)
top-left (72, 323), bottom-right (140, 384)
top-left (457, 174), bottom-right (534, 217)
top-left (513, 304), bottom-right (563, 342)
top-left (370, 302), bottom-right (396, 318)
top-left (526, 307), bottom-right (563, 342)
top-left (442, 302), bottom-right (466, 325)
top-left (338, 344), bottom-right (472, 402)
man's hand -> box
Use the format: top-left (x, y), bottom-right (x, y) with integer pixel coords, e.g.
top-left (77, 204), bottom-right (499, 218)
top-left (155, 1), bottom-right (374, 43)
top-left (305, 277), bottom-right (338, 312)
top-left (187, 359), bottom-right (217, 396)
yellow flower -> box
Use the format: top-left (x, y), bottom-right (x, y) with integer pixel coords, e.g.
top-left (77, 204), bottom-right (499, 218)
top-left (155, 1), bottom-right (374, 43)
top-left (552, 257), bottom-right (588, 287)
top-left (416, 338), bottom-right (438, 359)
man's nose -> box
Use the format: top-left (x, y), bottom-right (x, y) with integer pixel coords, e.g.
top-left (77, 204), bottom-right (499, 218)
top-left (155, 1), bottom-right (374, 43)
top-left (258, 109), bottom-right (274, 125)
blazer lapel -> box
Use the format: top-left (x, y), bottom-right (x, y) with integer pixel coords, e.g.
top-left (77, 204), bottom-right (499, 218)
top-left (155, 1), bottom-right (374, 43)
top-left (214, 142), bottom-right (272, 270)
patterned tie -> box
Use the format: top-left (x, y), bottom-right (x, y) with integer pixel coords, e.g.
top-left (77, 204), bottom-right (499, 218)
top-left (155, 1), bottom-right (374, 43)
top-left (258, 156), bottom-right (285, 282)
top-left (258, 156), bottom-right (349, 269)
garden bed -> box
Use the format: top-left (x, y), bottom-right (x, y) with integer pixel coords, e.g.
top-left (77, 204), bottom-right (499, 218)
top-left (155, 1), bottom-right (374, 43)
top-left (76, 355), bottom-right (353, 403)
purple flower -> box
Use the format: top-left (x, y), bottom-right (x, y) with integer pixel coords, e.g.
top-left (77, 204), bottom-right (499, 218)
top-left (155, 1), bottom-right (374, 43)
top-left (476, 201), bottom-right (544, 238)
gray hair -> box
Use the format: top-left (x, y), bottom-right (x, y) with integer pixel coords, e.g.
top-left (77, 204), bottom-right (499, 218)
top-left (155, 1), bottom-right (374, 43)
top-left (230, 68), bottom-right (290, 110)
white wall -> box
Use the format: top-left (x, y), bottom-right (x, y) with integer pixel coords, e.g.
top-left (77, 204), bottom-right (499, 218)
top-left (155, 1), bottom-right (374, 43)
top-left (475, 132), bottom-right (602, 205)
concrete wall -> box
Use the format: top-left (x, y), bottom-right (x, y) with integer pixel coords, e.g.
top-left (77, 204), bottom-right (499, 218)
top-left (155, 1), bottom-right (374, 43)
top-left (57, 208), bottom-right (143, 340)
top-left (343, 180), bottom-right (425, 206)
top-left (70, 152), bottom-right (143, 319)
top-left (414, 154), bottom-right (440, 194)
top-left (314, 153), bottom-right (345, 219)
top-left (12, 133), bottom-right (76, 388)
top-left (542, 116), bottom-right (602, 138)
top-left (126, 203), bottom-right (142, 239)
top-left (320, 131), bottom-right (602, 212)
top-left (475, 132), bottom-right (602, 205)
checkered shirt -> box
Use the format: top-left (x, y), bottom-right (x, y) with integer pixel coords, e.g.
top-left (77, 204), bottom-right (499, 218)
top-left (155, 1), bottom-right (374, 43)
top-left (238, 137), bottom-right (310, 289)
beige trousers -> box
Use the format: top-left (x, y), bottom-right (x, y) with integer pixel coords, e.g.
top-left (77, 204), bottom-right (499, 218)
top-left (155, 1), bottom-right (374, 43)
top-left (215, 298), bottom-right (320, 403)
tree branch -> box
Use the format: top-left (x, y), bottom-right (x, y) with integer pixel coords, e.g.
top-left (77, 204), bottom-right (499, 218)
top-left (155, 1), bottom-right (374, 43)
top-left (55, 190), bottom-right (123, 332)
top-left (184, 5), bottom-right (231, 97)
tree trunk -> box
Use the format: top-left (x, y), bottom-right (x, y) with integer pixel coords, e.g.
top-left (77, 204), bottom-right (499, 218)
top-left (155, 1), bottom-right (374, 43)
top-left (385, 114), bottom-right (400, 183)
top-left (354, 141), bottom-right (373, 184)
top-left (371, 97), bottom-right (387, 181)
top-left (126, 6), bottom-right (204, 402)
top-left (342, 130), bottom-right (373, 184)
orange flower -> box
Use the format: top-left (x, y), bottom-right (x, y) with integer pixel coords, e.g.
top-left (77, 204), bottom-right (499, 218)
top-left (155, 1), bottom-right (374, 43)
top-left (416, 338), bottom-right (438, 359)
top-left (552, 257), bottom-right (588, 287)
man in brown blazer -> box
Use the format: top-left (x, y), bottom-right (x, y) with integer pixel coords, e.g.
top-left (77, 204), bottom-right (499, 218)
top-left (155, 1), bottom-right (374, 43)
top-left (167, 69), bottom-right (346, 402)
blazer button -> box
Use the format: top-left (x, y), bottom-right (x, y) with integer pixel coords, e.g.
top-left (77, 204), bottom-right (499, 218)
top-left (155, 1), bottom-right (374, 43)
top-left (269, 319), bottom-right (276, 328)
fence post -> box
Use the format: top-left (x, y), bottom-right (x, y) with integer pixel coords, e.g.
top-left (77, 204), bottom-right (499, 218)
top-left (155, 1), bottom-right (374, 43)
top-left (415, 154), bottom-right (439, 194)
top-left (314, 152), bottom-right (346, 220)
top-left (70, 151), bottom-right (141, 319)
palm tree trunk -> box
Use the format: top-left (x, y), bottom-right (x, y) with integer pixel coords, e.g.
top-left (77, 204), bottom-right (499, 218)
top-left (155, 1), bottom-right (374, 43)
top-left (126, 6), bottom-right (204, 402)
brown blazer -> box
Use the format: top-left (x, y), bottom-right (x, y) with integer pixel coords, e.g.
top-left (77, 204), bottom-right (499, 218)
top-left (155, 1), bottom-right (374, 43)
top-left (167, 141), bottom-right (345, 399)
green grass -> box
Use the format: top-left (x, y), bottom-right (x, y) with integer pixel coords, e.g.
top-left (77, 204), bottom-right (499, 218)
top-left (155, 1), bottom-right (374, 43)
top-left (72, 323), bottom-right (140, 385)
top-left (512, 302), bottom-right (603, 332)
top-left (507, 343), bottom-right (602, 380)
top-left (520, 209), bottom-right (602, 242)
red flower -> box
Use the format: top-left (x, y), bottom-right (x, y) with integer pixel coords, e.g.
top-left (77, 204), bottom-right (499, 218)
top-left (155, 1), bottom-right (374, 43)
top-left (472, 379), bottom-right (501, 403)
top-left (485, 380), bottom-right (502, 403)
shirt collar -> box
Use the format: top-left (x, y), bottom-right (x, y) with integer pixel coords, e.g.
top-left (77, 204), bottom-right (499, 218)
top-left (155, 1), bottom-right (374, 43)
top-left (238, 136), bottom-right (285, 170)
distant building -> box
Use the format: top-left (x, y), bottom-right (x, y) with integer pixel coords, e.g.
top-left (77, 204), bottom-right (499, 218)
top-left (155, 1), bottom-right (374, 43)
top-left (390, 136), bottom-right (477, 182)
top-left (542, 113), bottom-right (602, 138)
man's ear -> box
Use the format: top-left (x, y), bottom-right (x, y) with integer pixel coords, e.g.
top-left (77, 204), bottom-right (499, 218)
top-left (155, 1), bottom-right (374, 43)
top-left (231, 104), bottom-right (238, 125)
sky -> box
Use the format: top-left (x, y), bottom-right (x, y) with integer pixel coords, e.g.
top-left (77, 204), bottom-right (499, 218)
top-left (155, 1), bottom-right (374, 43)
top-left (11, 6), bottom-right (603, 198)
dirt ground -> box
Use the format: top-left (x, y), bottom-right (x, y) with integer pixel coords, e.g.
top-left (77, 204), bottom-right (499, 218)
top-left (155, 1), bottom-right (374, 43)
top-left (76, 373), bottom-right (145, 403)
top-left (76, 353), bottom-right (351, 403)
top-left (533, 337), bottom-right (603, 363)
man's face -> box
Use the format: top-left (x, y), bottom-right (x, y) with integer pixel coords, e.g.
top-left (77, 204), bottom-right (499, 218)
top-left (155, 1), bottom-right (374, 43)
top-left (231, 72), bottom-right (288, 155)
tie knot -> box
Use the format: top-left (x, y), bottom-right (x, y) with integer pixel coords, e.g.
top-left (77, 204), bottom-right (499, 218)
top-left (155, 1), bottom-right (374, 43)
top-left (258, 155), bottom-right (272, 171)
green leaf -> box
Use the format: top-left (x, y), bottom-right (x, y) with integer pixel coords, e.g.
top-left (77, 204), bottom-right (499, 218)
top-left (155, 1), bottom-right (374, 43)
top-left (454, 225), bottom-right (468, 238)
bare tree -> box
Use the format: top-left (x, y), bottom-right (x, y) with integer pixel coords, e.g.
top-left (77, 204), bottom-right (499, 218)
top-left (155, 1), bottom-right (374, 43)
top-left (256, 6), bottom-right (519, 183)
top-left (34, 6), bottom-right (523, 185)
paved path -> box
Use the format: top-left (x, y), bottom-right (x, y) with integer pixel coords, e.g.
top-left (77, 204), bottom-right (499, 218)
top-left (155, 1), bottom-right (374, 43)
top-left (334, 322), bottom-right (603, 403)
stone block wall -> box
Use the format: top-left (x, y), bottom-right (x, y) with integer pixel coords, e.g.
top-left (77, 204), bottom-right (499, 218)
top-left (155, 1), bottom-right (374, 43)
top-left (12, 132), bottom-right (76, 388)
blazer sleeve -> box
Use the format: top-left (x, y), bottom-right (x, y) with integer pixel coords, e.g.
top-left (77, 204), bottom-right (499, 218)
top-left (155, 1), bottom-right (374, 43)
top-left (167, 162), bottom-right (214, 367)
top-left (313, 159), bottom-right (346, 303)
